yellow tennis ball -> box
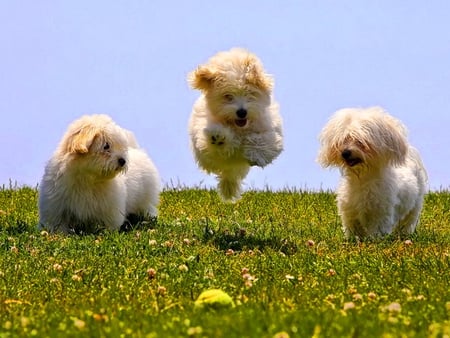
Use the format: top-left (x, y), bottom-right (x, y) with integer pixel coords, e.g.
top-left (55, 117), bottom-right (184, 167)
top-left (194, 289), bottom-right (235, 309)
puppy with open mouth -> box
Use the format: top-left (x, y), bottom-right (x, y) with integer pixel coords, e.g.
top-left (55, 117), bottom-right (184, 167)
top-left (188, 48), bottom-right (284, 201)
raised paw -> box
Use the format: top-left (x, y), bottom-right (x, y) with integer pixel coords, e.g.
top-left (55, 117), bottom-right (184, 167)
top-left (245, 151), bottom-right (270, 168)
top-left (210, 134), bottom-right (226, 146)
top-left (250, 158), bottom-right (269, 168)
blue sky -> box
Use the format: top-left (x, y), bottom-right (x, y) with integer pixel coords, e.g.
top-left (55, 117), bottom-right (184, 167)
top-left (1, 1), bottom-right (449, 191)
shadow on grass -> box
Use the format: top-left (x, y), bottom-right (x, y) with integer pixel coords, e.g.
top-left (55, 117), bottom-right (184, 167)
top-left (3, 215), bottom-right (160, 236)
top-left (1, 221), bottom-right (33, 235)
top-left (202, 226), bottom-right (298, 255)
top-left (120, 215), bottom-right (158, 233)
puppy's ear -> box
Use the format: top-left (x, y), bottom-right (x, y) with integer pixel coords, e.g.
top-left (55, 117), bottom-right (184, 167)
top-left (64, 127), bottom-right (100, 154)
top-left (384, 121), bottom-right (409, 166)
top-left (188, 66), bottom-right (216, 91)
top-left (317, 135), bottom-right (339, 168)
top-left (246, 63), bottom-right (273, 92)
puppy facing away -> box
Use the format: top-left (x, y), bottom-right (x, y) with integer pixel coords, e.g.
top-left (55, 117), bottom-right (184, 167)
top-left (39, 114), bottom-right (161, 234)
top-left (317, 107), bottom-right (427, 239)
top-left (188, 48), bottom-right (283, 201)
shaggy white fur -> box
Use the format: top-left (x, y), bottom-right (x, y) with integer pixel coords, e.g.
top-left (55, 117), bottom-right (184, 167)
top-left (318, 107), bottom-right (427, 239)
top-left (188, 48), bottom-right (283, 201)
top-left (38, 114), bottom-right (160, 233)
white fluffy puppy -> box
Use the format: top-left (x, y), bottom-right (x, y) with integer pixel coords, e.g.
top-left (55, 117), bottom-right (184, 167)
top-left (317, 107), bottom-right (427, 239)
top-left (188, 48), bottom-right (283, 201)
top-left (39, 114), bottom-right (161, 234)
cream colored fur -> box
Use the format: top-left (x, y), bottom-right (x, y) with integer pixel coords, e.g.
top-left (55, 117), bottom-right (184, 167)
top-left (38, 114), bottom-right (160, 233)
top-left (318, 107), bottom-right (427, 239)
top-left (188, 48), bottom-right (283, 201)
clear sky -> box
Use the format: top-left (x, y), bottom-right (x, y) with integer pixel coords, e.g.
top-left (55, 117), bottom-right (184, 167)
top-left (1, 1), bottom-right (449, 191)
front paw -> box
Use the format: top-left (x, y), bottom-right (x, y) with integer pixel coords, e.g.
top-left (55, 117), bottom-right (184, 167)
top-left (204, 127), bottom-right (228, 146)
top-left (248, 160), bottom-right (265, 167)
top-left (211, 133), bottom-right (226, 146)
top-left (247, 154), bottom-right (268, 167)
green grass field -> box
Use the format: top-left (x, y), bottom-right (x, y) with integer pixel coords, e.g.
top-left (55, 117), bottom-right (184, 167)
top-left (0, 185), bottom-right (449, 337)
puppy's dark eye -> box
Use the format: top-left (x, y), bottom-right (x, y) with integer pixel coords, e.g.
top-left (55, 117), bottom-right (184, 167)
top-left (223, 94), bottom-right (234, 102)
top-left (103, 142), bottom-right (110, 150)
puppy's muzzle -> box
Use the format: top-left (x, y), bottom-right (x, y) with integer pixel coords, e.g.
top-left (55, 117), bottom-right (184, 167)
top-left (342, 149), bottom-right (362, 167)
top-left (235, 108), bottom-right (248, 127)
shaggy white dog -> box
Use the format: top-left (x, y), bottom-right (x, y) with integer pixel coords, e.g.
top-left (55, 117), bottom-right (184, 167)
top-left (188, 48), bottom-right (283, 201)
top-left (39, 114), bottom-right (161, 234)
top-left (317, 107), bottom-right (427, 239)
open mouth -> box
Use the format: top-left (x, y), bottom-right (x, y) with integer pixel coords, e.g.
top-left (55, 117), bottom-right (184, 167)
top-left (235, 118), bottom-right (247, 127)
top-left (345, 158), bottom-right (362, 167)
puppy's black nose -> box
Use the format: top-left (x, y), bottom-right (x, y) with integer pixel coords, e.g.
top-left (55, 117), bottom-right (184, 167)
top-left (118, 158), bottom-right (126, 167)
top-left (236, 108), bottom-right (247, 118)
top-left (341, 149), bottom-right (352, 160)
